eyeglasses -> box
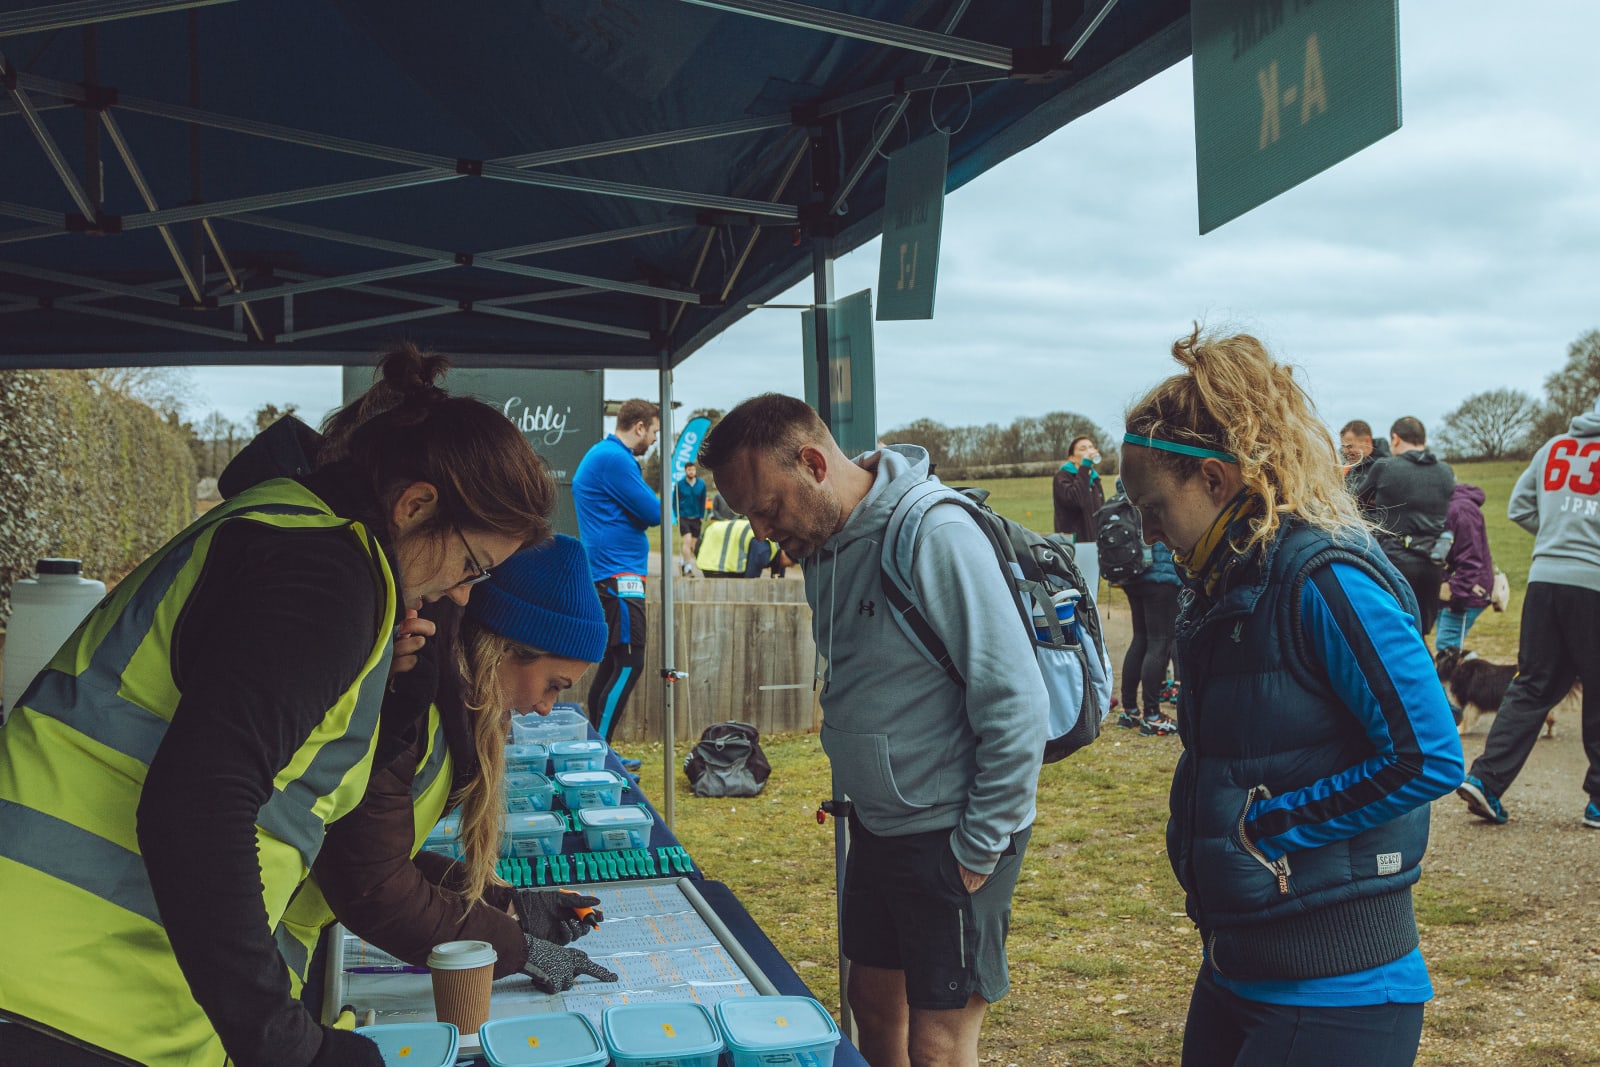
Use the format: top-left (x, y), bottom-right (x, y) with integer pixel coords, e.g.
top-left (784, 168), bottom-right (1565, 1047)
top-left (454, 525), bottom-right (493, 587)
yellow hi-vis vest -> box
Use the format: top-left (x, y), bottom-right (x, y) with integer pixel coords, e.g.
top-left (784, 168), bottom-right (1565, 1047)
top-left (274, 702), bottom-right (456, 998)
top-left (0, 478), bottom-right (397, 1067)
top-left (696, 517), bottom-right (773, 575)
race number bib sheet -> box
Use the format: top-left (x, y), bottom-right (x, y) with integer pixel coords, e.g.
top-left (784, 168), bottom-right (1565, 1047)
top-left (333, 878), bottom-right (776, 1038)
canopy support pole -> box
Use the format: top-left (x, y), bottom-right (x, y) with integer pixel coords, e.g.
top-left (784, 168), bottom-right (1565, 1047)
top-left (806, 117), bottom-right (855, 1044)
top-left (657, 309), bottom-right (679, 832)
top-left (678, 0), bottom-right (1011, 69)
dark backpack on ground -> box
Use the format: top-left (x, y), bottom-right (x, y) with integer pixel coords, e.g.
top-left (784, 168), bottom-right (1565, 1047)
top-left (683, 721), bottom-right (771, 797)
top-left (881, 480), bottom-right (1113, 763)
top-left (1095, 491), bottom-right (1153, 586)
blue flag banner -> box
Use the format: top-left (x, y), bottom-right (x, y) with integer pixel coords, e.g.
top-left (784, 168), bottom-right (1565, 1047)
top-left (670, 416), bottom-right (712, 520)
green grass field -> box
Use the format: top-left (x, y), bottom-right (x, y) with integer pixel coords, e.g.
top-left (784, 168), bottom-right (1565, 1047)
top-left (633, 460), bottom-right (1541, 1065)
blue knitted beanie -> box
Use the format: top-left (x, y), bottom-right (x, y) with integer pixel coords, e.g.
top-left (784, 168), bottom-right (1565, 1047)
top-left (466, 535), bottom-right (608, 662)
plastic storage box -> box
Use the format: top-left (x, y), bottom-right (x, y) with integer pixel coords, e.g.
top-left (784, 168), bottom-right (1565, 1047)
top-left (421, 813), bottom-right (463, 860)
top-left (554, 768), bottom-right (626, 810)
top-left (505, 742), bottom-right (550, 774)
top-left (603, 1002), bottom-right (722, 1067)
top-left (504, 771), bottom-right (555, 813)
top-left (577, 805), bottom-right (654, 851)
top-left (502, 810), bottom-right (568, 858)
top-left (548, 739), bottom-right (608, 775)
top-left (355, 1022), bottom-right (459, 1067)
top-left (479, 1012), bottom-right (609, 1067)
top-left (512, 706), bottom-right (591, 746)
top-left (716, 996), bottom-right (842, 1067)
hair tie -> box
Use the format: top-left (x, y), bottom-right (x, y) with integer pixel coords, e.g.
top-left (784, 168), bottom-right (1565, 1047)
top-left (1123, 432), bottom-right (1238, 463)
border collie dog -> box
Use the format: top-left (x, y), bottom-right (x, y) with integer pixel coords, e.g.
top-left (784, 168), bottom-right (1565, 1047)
top-left (1433, 647), bottom-right (1559, 738)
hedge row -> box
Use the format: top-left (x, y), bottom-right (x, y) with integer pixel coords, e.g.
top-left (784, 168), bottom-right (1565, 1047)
top-left (0, 370), bottom-right (197, 621)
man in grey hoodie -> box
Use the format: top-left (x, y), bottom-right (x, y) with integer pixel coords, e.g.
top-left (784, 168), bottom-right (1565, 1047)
top-left (1458, 398), bottom-right (1600, 830)
top-left (700, 394), bottom-right (1047, 1067)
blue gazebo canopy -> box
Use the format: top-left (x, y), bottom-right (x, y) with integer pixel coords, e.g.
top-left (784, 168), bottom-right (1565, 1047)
top-left (0, 0), bottom-right (1189, 370)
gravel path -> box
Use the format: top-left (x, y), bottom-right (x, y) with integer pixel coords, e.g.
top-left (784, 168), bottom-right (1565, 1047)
top-left (1418, 704), bottom-right (1600, 1066)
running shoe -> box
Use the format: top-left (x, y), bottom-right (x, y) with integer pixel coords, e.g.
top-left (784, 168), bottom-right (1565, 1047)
top-left (1457, 775), bottom-right (1508, 824)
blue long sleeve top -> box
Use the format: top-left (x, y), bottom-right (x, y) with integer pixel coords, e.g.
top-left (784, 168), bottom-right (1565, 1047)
top-left (572, 434), bottom-right (660, 582)
top-left (1212, 560), bottom-right (1464, 1006)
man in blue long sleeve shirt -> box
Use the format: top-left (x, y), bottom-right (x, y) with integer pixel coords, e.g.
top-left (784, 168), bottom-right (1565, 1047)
top-left (572, 398), bottom-right (660, 741)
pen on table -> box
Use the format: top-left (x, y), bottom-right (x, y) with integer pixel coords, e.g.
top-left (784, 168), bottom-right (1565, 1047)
top-left (345, 965), bottom-right (431, 974)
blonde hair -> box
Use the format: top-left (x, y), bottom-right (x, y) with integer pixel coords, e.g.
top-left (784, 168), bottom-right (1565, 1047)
top-left (1126, 326), bottom-right (1367, 552)
top-left (449, 619), bottom-right (548, 906)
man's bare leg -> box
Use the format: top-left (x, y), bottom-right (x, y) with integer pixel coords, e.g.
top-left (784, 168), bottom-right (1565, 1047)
top-left (849, 964), bottom-right (986, 1067)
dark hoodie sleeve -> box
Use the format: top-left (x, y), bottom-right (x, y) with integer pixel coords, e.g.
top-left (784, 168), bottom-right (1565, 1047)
top-left (312, 748), bottom-right (529, 979)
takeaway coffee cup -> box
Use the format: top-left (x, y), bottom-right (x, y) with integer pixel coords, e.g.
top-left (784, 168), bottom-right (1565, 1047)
top-left (427, 940), bottom-right (497, 1033)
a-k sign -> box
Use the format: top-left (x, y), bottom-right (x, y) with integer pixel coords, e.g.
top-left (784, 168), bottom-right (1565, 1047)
top-left (1192, 0), bottom-right (1400, 234)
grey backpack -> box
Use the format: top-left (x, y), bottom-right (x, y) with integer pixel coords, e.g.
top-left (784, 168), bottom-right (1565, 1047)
top-left (682, 721), bottom-right (771, 798)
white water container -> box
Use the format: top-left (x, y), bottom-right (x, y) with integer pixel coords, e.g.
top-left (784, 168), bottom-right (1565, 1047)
top-left (3, 559), bottom-right (106, 717)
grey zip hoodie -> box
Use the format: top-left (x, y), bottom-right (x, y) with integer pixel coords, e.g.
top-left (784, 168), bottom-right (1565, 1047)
top-left (804, 445), bottom-right (1047, 874)
top-left (1509, 395), bottom-right (1600, 591)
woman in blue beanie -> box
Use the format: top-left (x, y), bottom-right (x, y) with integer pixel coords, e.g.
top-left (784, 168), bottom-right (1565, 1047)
top-left (278, 534), bottom-right (620, 1006)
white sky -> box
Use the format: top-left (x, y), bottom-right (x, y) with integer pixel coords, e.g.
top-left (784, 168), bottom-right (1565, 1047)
top-left (184, 1), bottom-right (1600, 446)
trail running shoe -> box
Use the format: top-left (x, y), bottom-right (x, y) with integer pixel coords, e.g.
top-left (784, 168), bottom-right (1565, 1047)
top-left (1139, 714), bottom-right (1179, 737)
top-left (1115, 710), bottom-right (1142, 730)
top-left (1457, 775), bottom-right (1508, 824)
top-left (618, 756), bottom-right (643, 772)
top-left (1160, 679), bottom-right (1181, 705)
top-left (1584, 800), bottom-right (1600, 829)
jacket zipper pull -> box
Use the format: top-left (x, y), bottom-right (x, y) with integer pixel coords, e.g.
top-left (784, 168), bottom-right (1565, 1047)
top-left (1230, 620), bottom-right (1244, 643)
top-left (1275, 864), bottom-right (1289, 895)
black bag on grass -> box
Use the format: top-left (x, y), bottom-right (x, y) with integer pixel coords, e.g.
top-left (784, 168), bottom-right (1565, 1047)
top-left (683, 721), bottom-right (771, 797)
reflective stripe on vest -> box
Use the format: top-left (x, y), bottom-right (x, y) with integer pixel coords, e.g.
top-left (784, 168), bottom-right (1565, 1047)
top-left (0, 478), bottom-right (397, 1067)
top-left (697, 518), bottom-right (757, 573)
top-left (275, 703), bottom-right (456, 995)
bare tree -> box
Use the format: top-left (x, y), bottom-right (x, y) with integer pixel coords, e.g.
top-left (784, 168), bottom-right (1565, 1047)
top-left (883, 417), bottom-right (954, 468)
top-left (85, 366), bottom-right (195, 418)
top-left (253, 402), bottom-right (300, 432)
top-left (1438, 388), bottom-right (1539, 460)
top-left (1528, 329), bottom-right (1600, 446)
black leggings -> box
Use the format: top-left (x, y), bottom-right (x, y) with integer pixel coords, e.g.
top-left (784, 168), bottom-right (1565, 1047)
top-left (1122, 581), bottom-right (1180, 714)
top-left (1182, 965), bottom-right (1424, 1067)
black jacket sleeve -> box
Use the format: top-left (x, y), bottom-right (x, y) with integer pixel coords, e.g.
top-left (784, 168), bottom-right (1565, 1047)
top-left (138, 519), bottom-right (382, 1067)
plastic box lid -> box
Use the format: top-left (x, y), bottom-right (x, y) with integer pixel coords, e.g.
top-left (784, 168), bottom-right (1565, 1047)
top-left (554, 769), bottom-right (625, 788)
top-left (423, 813), bottom-right (460, 842)
top-left (506, 742), bottom-right (549, 760)
top-left (506, 771), bottom-right (553, 792)
top-left (716, 996), bottom-right (841, 1051)
top-left (355, 1022), bottom-right (459, 1067)
top-left (479, 1012), bottom-right (608, 1067)
top-left (505, 811), bottom-right (567, 836)
top-left (603, 1002), bottom-right (722, 1060)
top-left (549, 739), bottom-right (606, 756)
top-left (576, 806), bottom-right (652, 830)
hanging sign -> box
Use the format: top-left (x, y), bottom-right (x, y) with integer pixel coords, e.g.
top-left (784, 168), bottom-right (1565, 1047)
top-left (803, 289), bottom-right (877, 458)
top-left (875, 131), bottom-right (948, 320)
top-left (1192, 0), bottom-right (1401, 234)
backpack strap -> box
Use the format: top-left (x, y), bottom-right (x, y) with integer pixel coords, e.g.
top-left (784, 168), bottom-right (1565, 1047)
top-left (880, 479), bottom-right (968, 687)
top-left (879, 478), bottom-right (1038, 687)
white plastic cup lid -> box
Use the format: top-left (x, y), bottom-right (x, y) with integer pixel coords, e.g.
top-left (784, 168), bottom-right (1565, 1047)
top-left (427, 939), bottom-right (497, 970)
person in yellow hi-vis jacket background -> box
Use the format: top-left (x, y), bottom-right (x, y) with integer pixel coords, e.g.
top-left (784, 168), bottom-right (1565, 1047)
top-left (0, 346), bottom-right (553, 1067)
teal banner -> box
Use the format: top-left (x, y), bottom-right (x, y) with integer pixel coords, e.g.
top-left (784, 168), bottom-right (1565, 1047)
top-left (803, 289), bottom-right (877, 458)
top-left (1192, 0), bottom-right (1400, 234)
top-left (875, 131), bottom-right (948, 321)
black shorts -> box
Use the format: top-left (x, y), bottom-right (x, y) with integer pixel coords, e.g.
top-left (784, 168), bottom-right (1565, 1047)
top-left (596, 580), bottom-right (646, 648)
top-left (679, 517), bottom-right (703, 539)
top-left (842, 814), bottom-right (1029, 1009)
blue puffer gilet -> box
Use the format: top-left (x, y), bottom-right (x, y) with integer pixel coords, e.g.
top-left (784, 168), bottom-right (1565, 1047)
top-left (1167, 516), bottom-right (1429, 981)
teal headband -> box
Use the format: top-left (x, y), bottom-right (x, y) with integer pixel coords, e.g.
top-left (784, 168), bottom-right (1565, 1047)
top-left (1123, 432), bottom-right (1238, 463)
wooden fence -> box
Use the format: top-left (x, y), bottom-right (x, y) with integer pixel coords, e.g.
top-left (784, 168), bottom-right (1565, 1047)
top-left (578, 577), bottom-right (820, 743)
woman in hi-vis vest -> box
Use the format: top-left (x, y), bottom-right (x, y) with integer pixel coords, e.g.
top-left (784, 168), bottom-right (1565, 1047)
top-left (276, 535), bottom-right (619, 1008)
top-left (0, 346), bottom-right (553, 1067)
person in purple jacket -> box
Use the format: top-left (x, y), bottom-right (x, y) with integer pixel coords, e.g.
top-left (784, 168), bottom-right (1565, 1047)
top-left (1436, 483), bottom-right (1495, 650)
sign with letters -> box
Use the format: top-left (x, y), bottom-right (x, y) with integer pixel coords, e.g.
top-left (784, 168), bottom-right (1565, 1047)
top-left (802, 289), bottom-right (877, 458)
top-left (1192, 0), bottom-right (1400, 233)
top-left (341, 366), bottom-right (601, 537)
top-left (875, 131), bottom-right (948, 321)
